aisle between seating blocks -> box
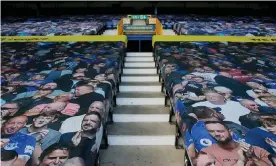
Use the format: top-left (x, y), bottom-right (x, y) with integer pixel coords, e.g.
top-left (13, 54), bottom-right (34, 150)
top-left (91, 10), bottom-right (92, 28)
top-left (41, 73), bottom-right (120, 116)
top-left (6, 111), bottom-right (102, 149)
top-left (99, 52), bottom-right (184, 166)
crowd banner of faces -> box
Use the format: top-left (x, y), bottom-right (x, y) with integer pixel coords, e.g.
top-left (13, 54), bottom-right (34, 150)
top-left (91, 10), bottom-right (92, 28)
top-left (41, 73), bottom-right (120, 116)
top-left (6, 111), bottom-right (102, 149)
top-left (1, 36), bottom-right (127, 166)
top-left (0, 36), bottom-right (128, 44)
top-left (156, 15), bottom-right (276, 35)
top-left (1, 15), bottom-right (125, 36)
top-left (153, 36), bottom-right (276, 166)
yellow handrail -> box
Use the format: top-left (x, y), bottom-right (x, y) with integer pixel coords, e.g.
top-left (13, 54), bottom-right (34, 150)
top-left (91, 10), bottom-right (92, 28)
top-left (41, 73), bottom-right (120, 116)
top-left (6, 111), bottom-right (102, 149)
top-left (117, 18), bottom-right (124, 35)
top-left (155, 18), bottom-right (163, 35)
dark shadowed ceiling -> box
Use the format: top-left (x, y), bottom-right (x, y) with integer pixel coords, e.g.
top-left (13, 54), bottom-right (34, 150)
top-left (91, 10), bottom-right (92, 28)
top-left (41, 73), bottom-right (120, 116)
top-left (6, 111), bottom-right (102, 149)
top-left (1, 1), bottom-right (276, 17)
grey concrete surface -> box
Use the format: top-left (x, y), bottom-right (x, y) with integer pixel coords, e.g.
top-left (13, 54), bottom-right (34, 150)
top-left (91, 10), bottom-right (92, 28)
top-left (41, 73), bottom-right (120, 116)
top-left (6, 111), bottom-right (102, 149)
top-left (114, 105), bottom-right (169, 114)
top-left (122, 74), bottom-right (159, 77)
top-left (120, 82), bottom-right (161, 86)
top-left (100, 146), bottom-right (184, 166)
top-left (117, 92), bottom-right (165, 98)
top-left (107, 122), bottom-right (175, 135)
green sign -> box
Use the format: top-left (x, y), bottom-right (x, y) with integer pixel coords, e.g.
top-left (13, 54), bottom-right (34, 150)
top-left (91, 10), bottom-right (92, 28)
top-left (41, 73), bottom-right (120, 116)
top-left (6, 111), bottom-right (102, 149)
top-left (124, 25), bottom-right (155, 31)
top-left (130, 15), bottom-right (148, 20)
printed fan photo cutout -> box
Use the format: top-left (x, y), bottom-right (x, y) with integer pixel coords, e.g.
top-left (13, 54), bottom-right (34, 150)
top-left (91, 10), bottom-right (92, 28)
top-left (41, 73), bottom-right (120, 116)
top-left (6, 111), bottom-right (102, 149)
top-left (155, 41), bottom-right (276, 166)
top-left (1, 41), bottom-right (125, 166)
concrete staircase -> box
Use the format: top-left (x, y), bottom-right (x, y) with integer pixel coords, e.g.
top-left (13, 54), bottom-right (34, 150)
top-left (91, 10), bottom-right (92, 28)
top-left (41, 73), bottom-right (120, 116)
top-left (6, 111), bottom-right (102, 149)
top-left (100, 52), bottom-right (184, 166)
top-left (102, 29), bottom-right (177, 36)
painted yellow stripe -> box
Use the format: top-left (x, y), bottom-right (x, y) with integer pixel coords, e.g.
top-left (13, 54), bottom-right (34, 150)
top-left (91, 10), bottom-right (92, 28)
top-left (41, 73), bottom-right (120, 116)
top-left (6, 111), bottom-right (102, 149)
top-left (1, 35), bottom-right (128, 46)
top-left (152, 35), bottom-right (276, 46)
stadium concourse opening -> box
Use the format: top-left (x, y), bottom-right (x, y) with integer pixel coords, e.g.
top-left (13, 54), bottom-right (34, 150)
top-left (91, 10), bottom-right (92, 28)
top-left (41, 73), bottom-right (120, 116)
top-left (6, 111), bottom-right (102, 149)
top-left (1, 1), bottom-right (276, 166)
top-left (127, 40), bottom-right (153, 52)
top-left (118, 15), bottom-right (164, 52)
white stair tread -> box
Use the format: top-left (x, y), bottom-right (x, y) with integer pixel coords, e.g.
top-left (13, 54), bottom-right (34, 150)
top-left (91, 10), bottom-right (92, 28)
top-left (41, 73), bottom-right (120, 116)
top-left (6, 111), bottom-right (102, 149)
top-left (114, 105), bottom-right (169, 114)
top-left (124, 67), bottom-right (156, 69)
top-left (124, 62), bottom-right (155, 67)
top-left (125, 56), bottom-right (153, 59)
top-left (125, 61), bottom-right (155, 63)
top-left (121, 74), bottom-right (159, 81)
top-left (127, 52), bottom-right (153, 57)
top-left (120, 82), bottom-right (161, 86)
top-left (123, 68), bottom-right (157, 74)
top-left (107, 122), bottom-right (175, 135)
top-left (119, 82), bottom-right (161, 92)
top-left (117, 92), bottom-right (164, 98)
top-left (122, 74), bottom-right (159, 77)
top-left (125, 57), bottom-right (154, 62)
top-left (100, 146), bottom-right (184, 166)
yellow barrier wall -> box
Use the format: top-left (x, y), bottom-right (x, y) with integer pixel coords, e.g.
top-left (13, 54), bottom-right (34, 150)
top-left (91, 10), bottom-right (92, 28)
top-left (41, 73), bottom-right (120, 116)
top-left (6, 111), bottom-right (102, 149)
top-left (152, 35), bottom-right (276, 46)
top-left (1, 35), bottom-right (128, 46)
top-left (1, 35), bottom-right (127, 42)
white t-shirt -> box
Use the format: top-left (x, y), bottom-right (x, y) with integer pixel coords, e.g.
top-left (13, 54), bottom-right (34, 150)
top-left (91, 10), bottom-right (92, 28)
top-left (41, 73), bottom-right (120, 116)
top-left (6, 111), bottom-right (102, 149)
top-left (59, 115), bottom-right (103, 151)
top-left (59, 115), bottom-right (85, 134)
top-left (192, 100), bottom-right (250, 124)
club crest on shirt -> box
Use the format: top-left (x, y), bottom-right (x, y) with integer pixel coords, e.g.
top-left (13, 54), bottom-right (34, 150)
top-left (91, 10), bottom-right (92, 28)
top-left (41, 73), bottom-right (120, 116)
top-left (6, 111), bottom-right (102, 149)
top-left (4, 142), bottom-right (18, 150)
top-left (24, 145), bottom-right (35, 154)
top-left (200, 138), bottom-right (213, 147)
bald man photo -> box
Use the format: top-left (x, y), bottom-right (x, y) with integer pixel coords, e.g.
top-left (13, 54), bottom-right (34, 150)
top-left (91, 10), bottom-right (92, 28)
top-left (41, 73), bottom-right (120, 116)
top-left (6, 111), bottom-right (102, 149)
top-left (1, 116), bottom-right (36, 166)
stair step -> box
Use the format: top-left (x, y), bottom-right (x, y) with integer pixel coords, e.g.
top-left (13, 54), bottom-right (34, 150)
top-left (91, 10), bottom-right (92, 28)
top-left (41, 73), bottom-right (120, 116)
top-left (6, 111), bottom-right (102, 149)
top-left (116, 92), bottom-right (165, 105)
top-left (114, 105), bottom-right (169, 114)
top-left (125, 61), bottom-right (155, 67)
top-left (107, 122), bottom-right (175, 145)
top-left (113, 105), bottom-right (169, 122)
top-left (123, 67), bottom-right (157, 75)
top-left (127, 52), bottom-right (153, 57)
top-left (121, 74), bottom-right (159, 82)
top-left (108, 122), bottom-right (174, 135)
top-left (119, 82), bottom-right (161, 92)
top-left (100, 146), bottom-right (184, 166)
top-left (125, 57), bottom-right (154, 62)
